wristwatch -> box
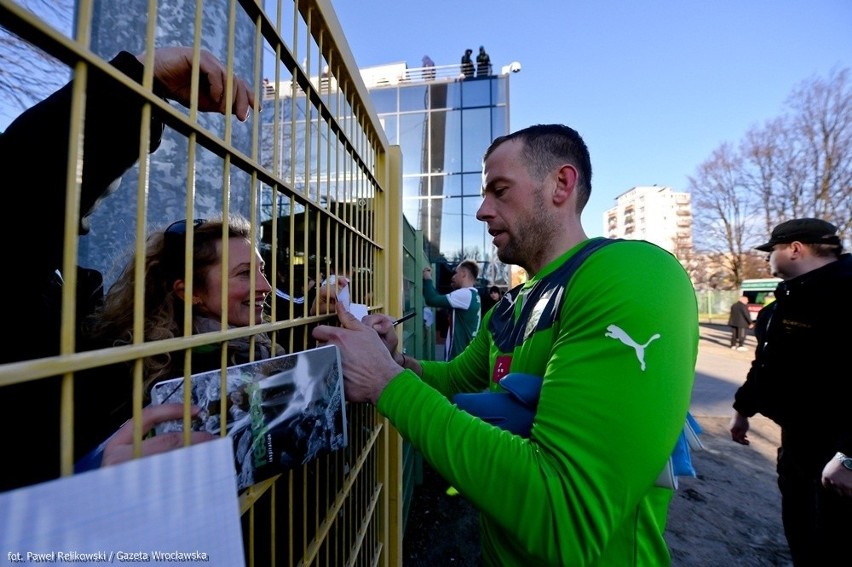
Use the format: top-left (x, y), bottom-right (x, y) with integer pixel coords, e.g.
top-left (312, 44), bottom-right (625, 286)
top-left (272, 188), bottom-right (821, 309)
top-left (834, 452), bottom-right (852, 471)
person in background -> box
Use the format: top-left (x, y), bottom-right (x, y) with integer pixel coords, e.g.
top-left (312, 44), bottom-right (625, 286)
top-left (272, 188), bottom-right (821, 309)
top-left (310, 271), bottom-right (350, 316)
top-left (421, 55), bottom-right (436, 79)
top-left (422, 260), bottom-right (481, 361)
top-left (271, 263), bottom-right (318, 351)
top-left (274, 264), bottom-right (317, 320)
top-left (480, 285), bottom-right (502, 316)
top-left (460, 48), bottom-right (474, 79)
top-left (314, 124), bottom-right (698, 565)
top-left (0, 46), bottom-right (256, 491)
top-left (730, 218), bottom-right (852, 565)
top-left (476, 45), bottom-right (491, 77)
top-left (727, 294), bottom-right (752, 351)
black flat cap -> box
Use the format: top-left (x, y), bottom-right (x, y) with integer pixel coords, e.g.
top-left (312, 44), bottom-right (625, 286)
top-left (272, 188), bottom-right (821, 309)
top-left (754, 218), bottom-right (840, 252)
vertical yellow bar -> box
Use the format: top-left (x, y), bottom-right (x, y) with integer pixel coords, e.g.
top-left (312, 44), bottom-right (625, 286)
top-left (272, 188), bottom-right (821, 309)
top-left (375, 144), bottom-right (403, 566)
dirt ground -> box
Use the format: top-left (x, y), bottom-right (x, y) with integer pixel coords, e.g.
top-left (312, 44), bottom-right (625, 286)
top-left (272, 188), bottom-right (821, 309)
top-left (403, 463), bottom-right (481, 566)
top-left (666, 415), bottom-right (792, 566)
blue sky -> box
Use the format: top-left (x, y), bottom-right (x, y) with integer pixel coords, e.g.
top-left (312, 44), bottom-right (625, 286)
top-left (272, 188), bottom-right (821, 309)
top-left (330, 0), bottom-right (852, 236)
top-left (4, 1), bottom-right (848, 237)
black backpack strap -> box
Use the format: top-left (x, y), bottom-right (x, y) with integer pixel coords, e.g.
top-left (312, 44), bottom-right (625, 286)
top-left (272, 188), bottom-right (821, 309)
top-left (489, 238), bottom-right (620, 351)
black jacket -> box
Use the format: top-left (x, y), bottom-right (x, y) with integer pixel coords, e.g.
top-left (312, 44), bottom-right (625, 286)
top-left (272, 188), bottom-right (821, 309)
top-left (733, 254), bottom-right (852, 469)
top-left (0, 52), bottom-right (165, 491)
top-left (727, 301), bottom-right (751, 329)
top-left (460, 53), bottom-right (474, 78)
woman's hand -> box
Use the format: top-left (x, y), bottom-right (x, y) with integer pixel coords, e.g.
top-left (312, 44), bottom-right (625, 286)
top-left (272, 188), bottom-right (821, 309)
top-left (101, 404), bottom-right (215, 467)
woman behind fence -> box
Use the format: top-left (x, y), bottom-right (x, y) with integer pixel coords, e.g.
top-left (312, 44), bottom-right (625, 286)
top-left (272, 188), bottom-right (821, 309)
top-left (81, 215), bottom-right (281, 468)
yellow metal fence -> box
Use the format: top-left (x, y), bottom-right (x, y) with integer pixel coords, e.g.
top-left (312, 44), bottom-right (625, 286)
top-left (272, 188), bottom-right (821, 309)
top-left (0, 0), bottom-right (403, 564)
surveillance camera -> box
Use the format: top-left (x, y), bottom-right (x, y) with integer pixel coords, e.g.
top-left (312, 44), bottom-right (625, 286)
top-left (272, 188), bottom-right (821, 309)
top-left (509, 61), bottom-right (521, 73)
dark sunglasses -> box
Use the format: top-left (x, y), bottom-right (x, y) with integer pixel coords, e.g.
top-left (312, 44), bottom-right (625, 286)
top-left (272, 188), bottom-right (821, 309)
top-left (163, 219), bottom-right (206, 282)
top-left (165, 218), bottom-right (206, 234)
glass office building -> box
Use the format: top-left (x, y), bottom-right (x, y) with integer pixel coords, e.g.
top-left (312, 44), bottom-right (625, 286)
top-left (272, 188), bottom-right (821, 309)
top-left (364, 62), bottom-right (512, 286)
top-left (260, 60), bottom-right (514, 287)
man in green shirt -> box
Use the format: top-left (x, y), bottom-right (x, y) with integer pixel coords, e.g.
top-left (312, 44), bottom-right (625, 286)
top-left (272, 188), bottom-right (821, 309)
top-left (314, 124), bottom-right (698, 566)
top-left (423, 260), bottom-right (481, 360)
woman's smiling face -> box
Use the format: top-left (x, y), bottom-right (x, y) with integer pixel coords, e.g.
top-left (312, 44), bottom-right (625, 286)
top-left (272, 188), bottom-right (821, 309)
top-left (195, 237), bottom-right (271, 327)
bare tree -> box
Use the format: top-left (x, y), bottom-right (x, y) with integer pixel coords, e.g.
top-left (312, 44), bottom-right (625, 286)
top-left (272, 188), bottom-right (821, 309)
top-left (689, 143), bottom-right (759, 286)
top-left (461, 245), bottom-right (482, 262)
top-left (0, 0), bottom-right (73, 127)
top-left (690, 67), bottom-right (852, 287)
top-left (784, 67), bottom-right (852, 237)
top-left (740, 118), bottom-right (787, 235)
top-left (741, 68), bottom-right (852, 242)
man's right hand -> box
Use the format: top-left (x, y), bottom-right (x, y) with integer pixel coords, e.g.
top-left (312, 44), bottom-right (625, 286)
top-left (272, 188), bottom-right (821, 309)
top-left (729, 412), bottom-right (750, 445)
top-left (422, 267), bottom-right (432, 280)
top-left (138, 47), bottom-right (257, 121)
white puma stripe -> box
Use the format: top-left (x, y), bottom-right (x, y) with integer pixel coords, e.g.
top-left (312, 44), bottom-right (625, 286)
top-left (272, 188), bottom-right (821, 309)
top-left (604, 324), bottom-right (661, 371)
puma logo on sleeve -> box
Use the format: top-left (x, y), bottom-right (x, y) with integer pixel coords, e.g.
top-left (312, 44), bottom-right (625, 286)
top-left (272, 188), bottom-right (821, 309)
top-left (604, 324), bottom-right (661, 371)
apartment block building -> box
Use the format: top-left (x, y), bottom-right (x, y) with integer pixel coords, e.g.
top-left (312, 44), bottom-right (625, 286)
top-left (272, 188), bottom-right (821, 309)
top-left (604, 185), bottom-right (693, 257)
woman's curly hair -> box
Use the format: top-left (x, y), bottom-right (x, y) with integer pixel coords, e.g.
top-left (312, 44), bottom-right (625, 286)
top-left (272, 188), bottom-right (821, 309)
top-left (87, 215), bottom-right (252, 388)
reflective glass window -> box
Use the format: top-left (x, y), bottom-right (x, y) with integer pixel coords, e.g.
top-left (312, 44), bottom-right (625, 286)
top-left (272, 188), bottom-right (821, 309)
top-left (442, 110), bottom-right (462, 174)
top-left (438, 196), bottom-right (462, 260)
top-left (402, 196), bottom-right (422, 228)
top-left (462, 196), bottom-right (487, 256)
top-left (460, 77), bottom-right (492, 107)
top-left (442, 173), bottom-right (461, 197)
top-left (427, 83), bottom-right (450, 112)
top-left (371, 88), bottom-right (397, 113)
top-left (445, 81), bottom-right (462, 109)
top-left (491, 108), bottom-right (506, 143)
top-left (461, 108), bottom-right (491, 173)
top-left (492, 76), bottom-right (508, 106)
top-left (379, 115), bottom-right (398, 145)
top-left (427, 110), bottom-right (446, 173)
top-left (399, 113), bottom-right (426, 176)
top-left (402, 176), bottom-right (422, 200)
top-left (424, 197), bottom-right (442, 256)
top-left (461, 173), bottom-right (482, 197)
top-left (399, 84), bottom-right (429, 112)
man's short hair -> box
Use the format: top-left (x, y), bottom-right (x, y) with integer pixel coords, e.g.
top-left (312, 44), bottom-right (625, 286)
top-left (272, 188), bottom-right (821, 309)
top-left (483, 124), bottom-right (592, 212)
top-left (458, 260), bottom-right (479, 280)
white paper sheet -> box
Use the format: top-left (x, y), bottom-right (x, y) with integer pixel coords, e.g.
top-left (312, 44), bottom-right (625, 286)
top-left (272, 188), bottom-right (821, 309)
top-left (0, 438), bottom-right (245, 566)
top-left (350, 302), bottom-right (369, 322)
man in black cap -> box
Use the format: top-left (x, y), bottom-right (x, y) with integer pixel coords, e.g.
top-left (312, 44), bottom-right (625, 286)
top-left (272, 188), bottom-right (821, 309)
top-left (729, 218), bottom-right (852, 565)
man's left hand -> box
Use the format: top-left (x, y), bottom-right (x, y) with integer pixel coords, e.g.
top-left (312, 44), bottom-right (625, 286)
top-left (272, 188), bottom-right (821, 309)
top-left (139, 47), bottom-right (257, 121)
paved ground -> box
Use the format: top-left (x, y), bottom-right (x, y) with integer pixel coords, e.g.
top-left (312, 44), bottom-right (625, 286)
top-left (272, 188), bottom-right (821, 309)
top-left (402, 323), bottom-right (793, 566)
top-left (666, 323), bottom-right (792, 566)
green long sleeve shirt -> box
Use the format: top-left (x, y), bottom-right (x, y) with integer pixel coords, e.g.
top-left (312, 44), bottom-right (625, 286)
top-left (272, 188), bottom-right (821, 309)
top-left (422, 280), bottom-right (481, 360)
top-left (379, 239), bottom-right (698, 566)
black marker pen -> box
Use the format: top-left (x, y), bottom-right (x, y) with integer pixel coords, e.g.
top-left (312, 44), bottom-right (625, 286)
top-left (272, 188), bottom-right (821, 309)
top-left (392, 312), bottom-right (416, 326)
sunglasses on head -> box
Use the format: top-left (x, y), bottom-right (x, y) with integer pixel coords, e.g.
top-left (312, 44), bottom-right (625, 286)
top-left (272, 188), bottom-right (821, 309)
top-left (165, 218), bottom-right (206, 235)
